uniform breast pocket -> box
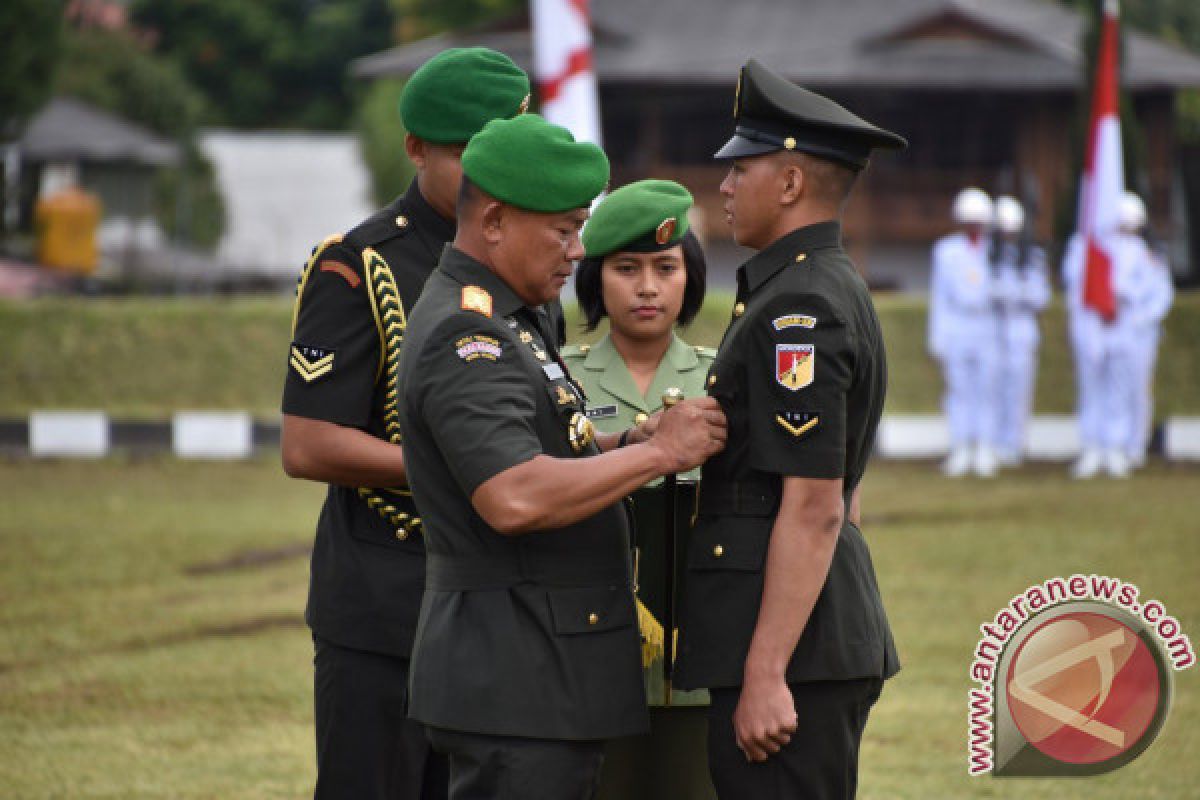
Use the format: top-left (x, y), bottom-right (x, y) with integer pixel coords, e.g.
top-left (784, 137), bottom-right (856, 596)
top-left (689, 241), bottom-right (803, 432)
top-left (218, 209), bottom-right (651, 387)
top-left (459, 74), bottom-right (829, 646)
top-left (687, 519), bottom-right (770, 573)
top-left (547, 585), bottom-right (635, 634)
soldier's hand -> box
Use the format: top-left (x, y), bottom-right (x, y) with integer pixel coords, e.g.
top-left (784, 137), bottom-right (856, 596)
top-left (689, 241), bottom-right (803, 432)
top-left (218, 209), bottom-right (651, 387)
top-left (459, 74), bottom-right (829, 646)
top-left (732, 674), bottom-right (798, 763)
top-left (648, 396), bottom-right (726, 473)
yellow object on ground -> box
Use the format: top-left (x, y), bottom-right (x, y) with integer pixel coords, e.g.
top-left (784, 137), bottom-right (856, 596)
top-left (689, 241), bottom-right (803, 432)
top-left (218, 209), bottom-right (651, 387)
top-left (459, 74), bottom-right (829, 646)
top-left (34, 187), bottom-right (101, 274)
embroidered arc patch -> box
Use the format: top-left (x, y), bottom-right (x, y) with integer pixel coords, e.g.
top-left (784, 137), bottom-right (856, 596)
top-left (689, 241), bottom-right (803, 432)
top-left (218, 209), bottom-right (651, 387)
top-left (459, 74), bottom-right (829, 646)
top-left (318, 259), bottom-right (361, 288)
top-left (772, 314), bottom-right (817, 331)
top-left (455, 334), bottom-right (502, 362)
top-left (775, 344), bottom-right (814, 390)
top-left (291, 344), bottom-right (335, 382)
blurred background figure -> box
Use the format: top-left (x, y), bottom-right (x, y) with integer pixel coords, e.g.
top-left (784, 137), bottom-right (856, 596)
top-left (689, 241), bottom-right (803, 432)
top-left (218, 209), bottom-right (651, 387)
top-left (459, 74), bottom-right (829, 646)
top-left (989, 196), bottom-right (1049, 467)
top-left (1117, 191), bottom-right (1174, 469)
top-left (929, 187), bottom-right (997, 477)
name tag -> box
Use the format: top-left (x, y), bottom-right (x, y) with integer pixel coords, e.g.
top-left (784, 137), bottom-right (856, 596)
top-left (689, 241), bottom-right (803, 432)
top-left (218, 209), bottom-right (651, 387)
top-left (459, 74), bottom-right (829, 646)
top-left (542, 363), bottom-right (564, 380)
top-left (585, 404), bottom-right (618, 420)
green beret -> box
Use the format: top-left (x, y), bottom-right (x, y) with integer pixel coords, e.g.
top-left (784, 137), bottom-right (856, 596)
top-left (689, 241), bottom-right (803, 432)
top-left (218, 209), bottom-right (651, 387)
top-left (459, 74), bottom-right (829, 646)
top-left (399, 48), bottom-right (530, 144)
top-left (462, 114), bottom-right (609, 213)
top-left (582, 179), bottom-right (693, 258)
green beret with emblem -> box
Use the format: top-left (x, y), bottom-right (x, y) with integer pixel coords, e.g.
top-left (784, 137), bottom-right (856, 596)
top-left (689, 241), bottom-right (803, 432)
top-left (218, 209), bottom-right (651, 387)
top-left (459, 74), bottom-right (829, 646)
top-left (462, 114), bottom-right (609, 212)
top-left (582, 179), bottom-right (693, 257)
top-left (399, 48), bottom-right (531, 144)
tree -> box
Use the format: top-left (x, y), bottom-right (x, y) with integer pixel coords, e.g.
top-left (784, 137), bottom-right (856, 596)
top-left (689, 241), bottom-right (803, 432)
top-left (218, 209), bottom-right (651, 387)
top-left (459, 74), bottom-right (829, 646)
top-left (356, 78), bottom-right (414, 205)
top-left (0, 0), bottom-right (64, 139)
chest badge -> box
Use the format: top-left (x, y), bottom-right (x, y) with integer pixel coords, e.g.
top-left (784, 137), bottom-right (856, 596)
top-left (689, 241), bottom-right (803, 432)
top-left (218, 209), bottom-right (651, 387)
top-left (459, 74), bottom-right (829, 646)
top-left (776, 344), bottom-right (814, 390)
top-left (555, 385), bottom-right (575, 406)
top-left (567, 412), bottom-right (595, 453)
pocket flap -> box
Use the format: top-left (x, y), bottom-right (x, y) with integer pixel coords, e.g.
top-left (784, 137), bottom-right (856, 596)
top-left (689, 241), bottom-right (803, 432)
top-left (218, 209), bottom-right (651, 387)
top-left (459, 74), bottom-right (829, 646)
top-left (547, 585), bottom-right (635, 634)
top-left (687, 521), bottom-right (769, 572)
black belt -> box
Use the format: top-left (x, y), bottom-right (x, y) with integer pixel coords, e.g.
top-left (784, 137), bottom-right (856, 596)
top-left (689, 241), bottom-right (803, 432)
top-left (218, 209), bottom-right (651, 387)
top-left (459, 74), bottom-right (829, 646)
top-left (696, 480), bottom-right (780, 517)
top-left (425, 552), bottom-right (631, 591)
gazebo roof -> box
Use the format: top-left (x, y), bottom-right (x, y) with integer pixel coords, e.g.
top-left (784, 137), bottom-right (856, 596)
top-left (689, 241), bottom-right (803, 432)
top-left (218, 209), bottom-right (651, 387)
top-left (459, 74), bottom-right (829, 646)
top-left (354, 0), bottom-right (1200, 91)
top-left (19, 97), bottom-right (180, 166)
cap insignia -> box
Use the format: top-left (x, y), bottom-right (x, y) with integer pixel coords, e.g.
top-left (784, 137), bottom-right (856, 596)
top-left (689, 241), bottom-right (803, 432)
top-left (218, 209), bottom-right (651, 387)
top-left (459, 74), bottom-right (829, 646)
top-left (655, 218), bottom-right (677, 245)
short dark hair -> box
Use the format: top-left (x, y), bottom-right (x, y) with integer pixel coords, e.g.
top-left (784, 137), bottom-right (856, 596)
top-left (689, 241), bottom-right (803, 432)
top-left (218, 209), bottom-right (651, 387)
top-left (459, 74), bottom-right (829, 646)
top-left (575, 229), bottom-right (707, 331)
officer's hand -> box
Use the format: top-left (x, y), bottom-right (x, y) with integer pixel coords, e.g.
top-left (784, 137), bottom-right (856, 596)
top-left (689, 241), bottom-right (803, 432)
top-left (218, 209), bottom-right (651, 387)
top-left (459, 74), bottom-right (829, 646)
top-left (648, 396), bottom-right (726, 473)
top-left (732, 674), bottom-right (798, 763)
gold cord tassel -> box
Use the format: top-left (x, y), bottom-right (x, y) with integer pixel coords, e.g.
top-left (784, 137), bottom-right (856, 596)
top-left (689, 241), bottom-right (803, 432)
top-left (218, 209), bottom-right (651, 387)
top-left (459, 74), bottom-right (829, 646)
top-left (636, 598), bottom-right (665, 668)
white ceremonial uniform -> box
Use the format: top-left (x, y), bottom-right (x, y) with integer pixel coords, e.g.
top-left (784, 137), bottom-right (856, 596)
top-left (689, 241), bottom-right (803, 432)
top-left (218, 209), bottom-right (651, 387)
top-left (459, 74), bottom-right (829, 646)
top-left (990, 241), bottom-right (1050, 460)
top-left (1063, 233), bottom-right (1138, 461)
top-left (1118, 235), bottom-right (1174, 462)
top-left (930, 232), bottom-right (996, 454)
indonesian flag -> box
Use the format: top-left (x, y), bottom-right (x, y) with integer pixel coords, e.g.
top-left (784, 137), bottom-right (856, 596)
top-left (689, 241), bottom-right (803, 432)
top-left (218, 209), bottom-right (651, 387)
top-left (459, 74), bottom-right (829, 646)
top-left (1077, 0), bottom-right (1124, 322)
top-left (531, 0), bottom-right (603, 146)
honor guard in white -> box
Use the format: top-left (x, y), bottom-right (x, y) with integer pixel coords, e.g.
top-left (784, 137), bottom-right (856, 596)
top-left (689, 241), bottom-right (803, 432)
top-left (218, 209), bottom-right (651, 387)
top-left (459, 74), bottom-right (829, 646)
top-left (929, 187), bottom-right (998, 477)
top-left (1063, 212), bottom-right (1138, 479)
top-left (1116, 192), bottom-right (1174, 468)
top-left (988, 196), bottom-right (1050, 466)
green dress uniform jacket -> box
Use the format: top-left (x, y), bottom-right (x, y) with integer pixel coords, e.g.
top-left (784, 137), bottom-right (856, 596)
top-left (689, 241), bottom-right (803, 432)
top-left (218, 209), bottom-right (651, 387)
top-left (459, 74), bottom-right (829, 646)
top-left (397, 246), bottom-right (649, 741)
top-left (561, 333), bottom-right (714, 484)
top-left (283, 180), bottom-right (454, 658)
top-left (674, 220), bottom-right (900, 691)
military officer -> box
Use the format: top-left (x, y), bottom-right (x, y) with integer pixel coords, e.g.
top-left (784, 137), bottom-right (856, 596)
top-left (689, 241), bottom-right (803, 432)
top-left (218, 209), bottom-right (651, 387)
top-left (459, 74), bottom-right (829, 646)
top-left (396, 114), bottom-right (727, 800)
top-left (562, 179), bottom-right (716, 800)
top-left (673, 59), bottom-right (904, 800)
top-left (279, 48), bottom-right (530, 799)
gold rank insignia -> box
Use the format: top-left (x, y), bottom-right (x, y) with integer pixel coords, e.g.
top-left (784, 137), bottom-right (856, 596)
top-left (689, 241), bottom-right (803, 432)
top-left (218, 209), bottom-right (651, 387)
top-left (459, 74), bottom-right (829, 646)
top-left (655, 217), bottom-right (677, 245)
top-left (775, 411), bottom-right (819, 438)
top-left (555, 385), bottom-right (574, 406)
top-left (461, 285), bottom-right (493, 317)
top-left (290, 344), bottom-right (335, 382)
top-left (567, 412), bottom-right (595, 453)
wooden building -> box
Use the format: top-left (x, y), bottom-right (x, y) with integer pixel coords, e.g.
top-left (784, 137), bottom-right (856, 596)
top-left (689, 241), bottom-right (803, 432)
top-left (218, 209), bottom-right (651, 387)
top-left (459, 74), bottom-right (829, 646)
top-left (355, 0), bottom-right (1200, 286)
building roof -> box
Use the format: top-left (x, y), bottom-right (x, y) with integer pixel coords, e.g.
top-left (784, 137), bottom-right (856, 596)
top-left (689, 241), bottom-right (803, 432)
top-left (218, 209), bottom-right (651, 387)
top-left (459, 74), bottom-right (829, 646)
top-left (19, 97), bottom-right (180, 166)
top-left (354, 0), bottom-right (1200, 91)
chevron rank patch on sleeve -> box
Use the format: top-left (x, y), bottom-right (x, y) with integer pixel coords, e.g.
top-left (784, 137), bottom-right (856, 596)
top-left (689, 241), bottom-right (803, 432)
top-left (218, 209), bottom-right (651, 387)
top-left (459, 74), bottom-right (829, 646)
top-left (290, 343), bottom-right (336, 382)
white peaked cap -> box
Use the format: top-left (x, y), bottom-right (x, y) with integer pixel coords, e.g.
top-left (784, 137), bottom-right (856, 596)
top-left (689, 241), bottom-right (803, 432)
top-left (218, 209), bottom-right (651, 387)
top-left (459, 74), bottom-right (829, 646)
top-left (994, 196), bottom-right (1025, 234)
top-left (953, 187), bottom-right (993, 225)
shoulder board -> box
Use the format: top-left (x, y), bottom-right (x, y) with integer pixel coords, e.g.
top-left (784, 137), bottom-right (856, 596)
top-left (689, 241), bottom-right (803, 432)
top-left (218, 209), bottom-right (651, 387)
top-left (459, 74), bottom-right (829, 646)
top-left (461, 285), bottom-right (493, 317)
top-left (347, 205), bottom-right (412, 249)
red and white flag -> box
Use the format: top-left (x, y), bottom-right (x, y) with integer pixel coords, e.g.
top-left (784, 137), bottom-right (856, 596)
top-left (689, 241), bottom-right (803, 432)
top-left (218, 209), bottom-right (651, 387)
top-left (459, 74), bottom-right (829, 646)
top-left (531, 0), bottom-right (602, 145)
top-left (1077, 0), bottom-right (1124, 321)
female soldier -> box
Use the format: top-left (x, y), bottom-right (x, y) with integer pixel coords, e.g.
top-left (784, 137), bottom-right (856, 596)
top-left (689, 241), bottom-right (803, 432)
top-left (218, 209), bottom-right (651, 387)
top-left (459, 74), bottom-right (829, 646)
top-left (561, 179), bottom-right (716, 800)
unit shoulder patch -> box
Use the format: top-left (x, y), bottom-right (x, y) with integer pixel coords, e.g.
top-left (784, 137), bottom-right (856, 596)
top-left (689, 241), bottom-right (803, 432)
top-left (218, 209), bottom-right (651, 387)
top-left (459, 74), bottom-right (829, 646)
top-left (461, 285), bottom-right (493, 317)
top-left (455, 334), bottom-right (503, 363)
top-left (772, 313), bottom-right (817, 331)
top-left (319, 259), bottom-right (361, 288)
top-left (775, 343), bottom-right (815, 390)
top-left (775, 411), bottom-right (819, 439)
top-left (290, 343), bottom-right (336, 382)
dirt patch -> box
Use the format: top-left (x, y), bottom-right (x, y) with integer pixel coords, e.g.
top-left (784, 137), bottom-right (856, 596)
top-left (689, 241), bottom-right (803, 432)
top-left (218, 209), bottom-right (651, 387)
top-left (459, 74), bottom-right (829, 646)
top-left (185, 542), bottom-right (311, 576)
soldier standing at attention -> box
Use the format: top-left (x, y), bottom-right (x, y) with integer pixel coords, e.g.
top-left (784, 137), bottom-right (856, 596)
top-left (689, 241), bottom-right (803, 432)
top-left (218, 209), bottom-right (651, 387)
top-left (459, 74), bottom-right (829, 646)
top-left (673, 59), bottom-right (904, 800)
top-left (279, 48), bottom-right (530, 799)
top-left (396, 113), bottom-right (726, 800)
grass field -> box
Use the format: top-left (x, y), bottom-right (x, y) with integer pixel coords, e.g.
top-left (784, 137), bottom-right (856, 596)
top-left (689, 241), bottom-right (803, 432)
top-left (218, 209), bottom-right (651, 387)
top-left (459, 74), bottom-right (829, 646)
top-left (1, 459), bottom-right (1196, 798)
top-left (2, 292), bottom-right (1199, 417)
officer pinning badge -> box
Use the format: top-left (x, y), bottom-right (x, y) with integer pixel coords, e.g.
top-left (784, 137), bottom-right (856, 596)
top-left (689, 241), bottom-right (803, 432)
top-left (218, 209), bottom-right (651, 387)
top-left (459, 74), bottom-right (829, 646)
top-left (567, 411), bottom-right (596, 453)
top-left (455, 334), bottom-right (503, 362)
top-left (290, 343), bottom-right (336, 382)
top-left (655, 217), bottom-right (677, 245)
top-left (772, 314), bottom-right (817, 331)
top-left (585, 404), bottom-right (618, 420)
top-left (776, 343), bottom-right (815, 390)
top-left (775, 410), bottom-right (819, 439)
top-left (461, 285), bottom-right (493, 317)
top-left (318, 259), bottom-right (361, 289)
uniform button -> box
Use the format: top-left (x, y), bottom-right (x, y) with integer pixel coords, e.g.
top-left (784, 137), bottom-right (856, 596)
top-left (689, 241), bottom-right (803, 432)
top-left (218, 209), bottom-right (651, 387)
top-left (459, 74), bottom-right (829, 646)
top-left (395, 529), bottom-right (409, 541)
top-left (795, 253), bottom-right (807, 262)
top-left (713, 544), bottom-right (724, 558)
top-left (707, 374), bottom-right (717, 388)
top-left (733, 302), bottom-right (745, 317)
top-left (634, 412), bottom-right (649, 425)
top-left (394, 215), bottom-right (409, 228)
top-left (588, 612), bottom-right (600, 625)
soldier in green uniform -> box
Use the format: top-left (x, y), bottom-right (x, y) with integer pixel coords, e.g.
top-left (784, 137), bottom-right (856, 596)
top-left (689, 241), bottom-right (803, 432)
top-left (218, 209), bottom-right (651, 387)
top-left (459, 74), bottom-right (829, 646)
top-left (560, 179), bottom-right (715, 799)
top-left (673, 59), bottom-right (907, 799)
top-left (396, 114), bottom-right (727, 800)
top-left (280, 48), bottom-right (530, 800)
